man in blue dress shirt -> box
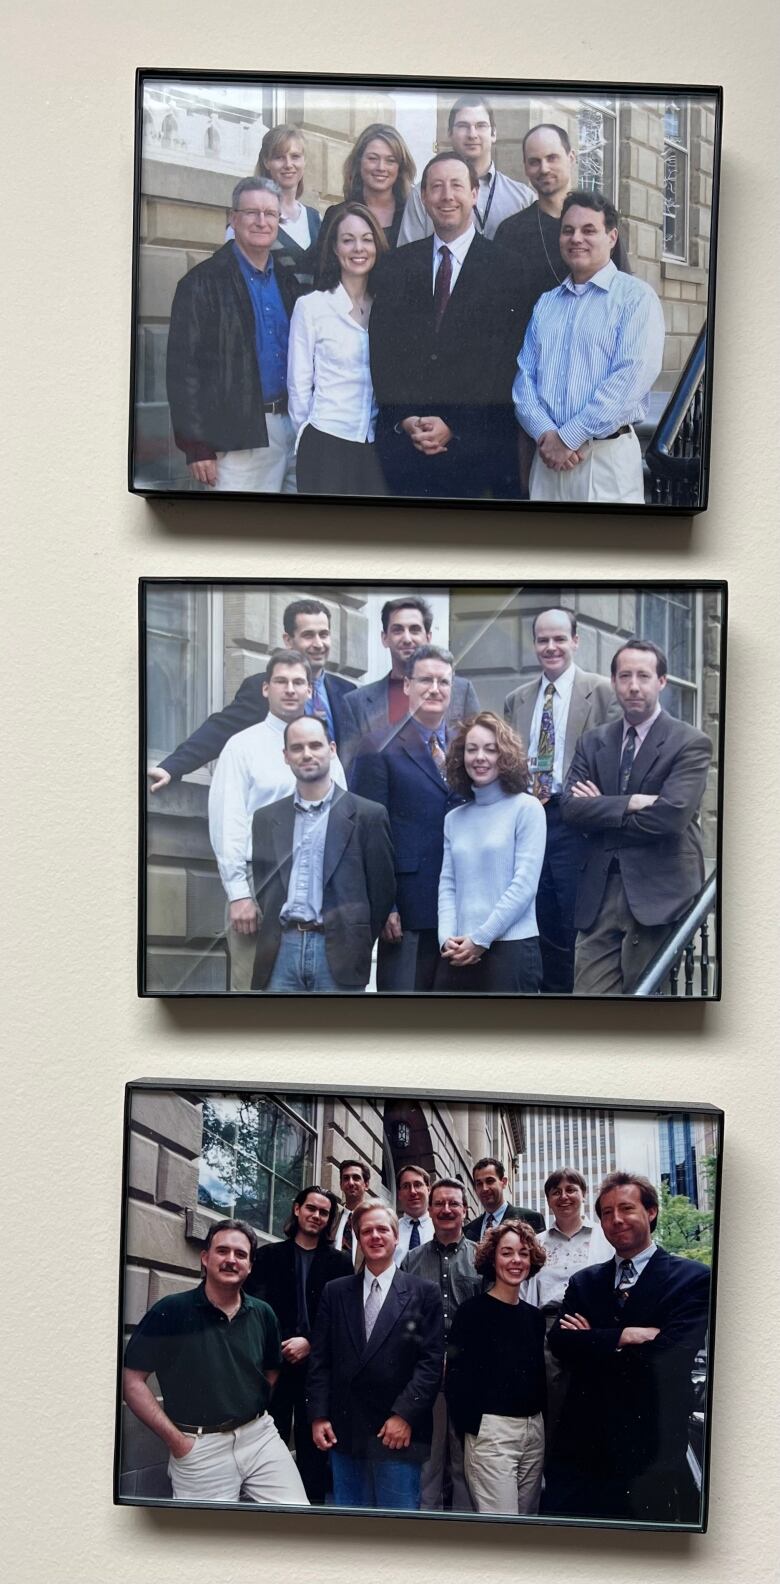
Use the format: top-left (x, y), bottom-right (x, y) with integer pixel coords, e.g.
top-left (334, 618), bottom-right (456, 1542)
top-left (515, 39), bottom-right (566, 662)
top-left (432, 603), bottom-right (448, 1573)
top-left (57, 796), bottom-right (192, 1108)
top-left (166, 177), bottom-right (303, 492)
top-left (513, 190), bottom-right (665, 505)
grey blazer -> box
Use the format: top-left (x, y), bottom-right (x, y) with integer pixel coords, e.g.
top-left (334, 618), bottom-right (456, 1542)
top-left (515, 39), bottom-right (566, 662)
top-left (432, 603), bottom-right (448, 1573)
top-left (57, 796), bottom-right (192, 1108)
top-left (340, 672), bottom-right (480, 771)
top-left (504, 666), bottom-right (619, 779)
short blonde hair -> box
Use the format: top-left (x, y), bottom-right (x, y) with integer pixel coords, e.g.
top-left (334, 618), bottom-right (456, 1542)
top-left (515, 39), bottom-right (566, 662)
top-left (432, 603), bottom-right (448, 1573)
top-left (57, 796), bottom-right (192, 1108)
top-left (353, 1201), bottom-right (399, 1239)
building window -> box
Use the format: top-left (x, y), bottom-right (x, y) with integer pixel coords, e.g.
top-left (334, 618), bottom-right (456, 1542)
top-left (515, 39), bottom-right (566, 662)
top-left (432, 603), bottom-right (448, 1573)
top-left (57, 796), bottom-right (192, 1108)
top-left (663, 101), bottom-right (689, 261)
top-left (577, 100), bottom-right (618, 200)
top-left (145, 584), bottom-right (220, 766)
top-left (636, 590), bottom-right (698, 723)
top-left (197, 1094), bottom-right (317, 1239)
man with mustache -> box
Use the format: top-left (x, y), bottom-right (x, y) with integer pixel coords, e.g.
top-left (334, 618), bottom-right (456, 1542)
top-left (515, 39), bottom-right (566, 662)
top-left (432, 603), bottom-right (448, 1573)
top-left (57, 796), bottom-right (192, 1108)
top-left (123, 1219), bottom-right (308, 1504)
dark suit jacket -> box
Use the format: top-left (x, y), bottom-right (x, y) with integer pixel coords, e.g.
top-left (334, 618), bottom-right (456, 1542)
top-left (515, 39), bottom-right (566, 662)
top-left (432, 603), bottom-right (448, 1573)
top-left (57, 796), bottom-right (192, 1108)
top-left (369, 233), bottom-right (532, 498)
top-left (340, 672), bottom-right (480, 772)
top-left (504, 666), bottom-right (620, 781)
top-left (160, 671), bottom-right (356, 780)
top-left (250, 786), bottom-right (395, 989)
top-left (548, 1249), bottom-right (710, 1497)
top-left (561, 711), bottom-right (712, 928)
top-left (464, 1201), bottom-right (545, 1239)
top-left (166, 243), bottom-right (304, 463)
top-left (245, 1237), bottom-right (352, 1341)
top-left (349, 718), bottom-right (463, 931)
top-left (307, 1269), bottom-right (444, 1461)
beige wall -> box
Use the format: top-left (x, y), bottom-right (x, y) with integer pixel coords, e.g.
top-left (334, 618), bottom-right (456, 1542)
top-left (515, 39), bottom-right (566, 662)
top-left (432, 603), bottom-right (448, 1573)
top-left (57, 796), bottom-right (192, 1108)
top-left (4, 2), bottom-right (780, 1582)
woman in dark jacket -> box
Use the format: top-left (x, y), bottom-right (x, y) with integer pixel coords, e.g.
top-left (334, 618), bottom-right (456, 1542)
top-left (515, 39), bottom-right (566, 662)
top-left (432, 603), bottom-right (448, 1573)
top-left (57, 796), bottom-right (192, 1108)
top-left (445, 1219), bottom-right (547, 1514)
top-left (318, 122), bottom-right (416, 254)
top-left (255, 123), bottom-right (322, 279)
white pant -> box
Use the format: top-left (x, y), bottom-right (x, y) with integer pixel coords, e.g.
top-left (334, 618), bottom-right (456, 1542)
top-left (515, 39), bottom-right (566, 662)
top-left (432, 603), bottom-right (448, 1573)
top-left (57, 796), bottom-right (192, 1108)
top-left (167, 1411), bottom-right (308, 1504)
top-left (464, 1412), bottom-right (545, 1515)
top-left (529, 428), bottom-right (644, 504)
top-left (216, 413), bottom-right (297, 493)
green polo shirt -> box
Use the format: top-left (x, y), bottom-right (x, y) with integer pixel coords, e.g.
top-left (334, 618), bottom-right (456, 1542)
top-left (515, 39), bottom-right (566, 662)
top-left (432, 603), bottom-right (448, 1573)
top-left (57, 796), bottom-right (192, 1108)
top-left (124, 1282), bottom-right (282, 1426)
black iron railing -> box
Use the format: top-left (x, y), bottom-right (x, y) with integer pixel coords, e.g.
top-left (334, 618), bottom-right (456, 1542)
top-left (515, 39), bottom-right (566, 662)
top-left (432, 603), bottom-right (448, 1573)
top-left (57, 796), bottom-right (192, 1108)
top-left (632, 873), bottom-right (717, 997)
top-left (645, 324), bottom-right (706, 507)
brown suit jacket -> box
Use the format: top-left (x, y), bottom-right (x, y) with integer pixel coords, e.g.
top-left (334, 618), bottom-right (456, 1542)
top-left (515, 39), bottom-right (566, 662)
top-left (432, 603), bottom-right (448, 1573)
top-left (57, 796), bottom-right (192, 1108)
top-left (504, 666), bottom-right (619, 777)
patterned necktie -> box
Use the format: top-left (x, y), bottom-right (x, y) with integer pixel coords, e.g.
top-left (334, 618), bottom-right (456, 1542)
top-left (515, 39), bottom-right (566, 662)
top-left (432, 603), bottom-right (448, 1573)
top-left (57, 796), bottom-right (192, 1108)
top-left (429, 732), bottom-right (447, 779)
top-left (341, 1213), bottom-right (353, 1253)
top-left (408, 1219), bottom-right (421, 1250)
top-left (616, 1258), bottom-right (637, 1305)
top-left (308, 676), bottom-right (328, 723)
top-left (433, 244), bottom-right (452, 331)
top-left (532, 682), bottom-right (556, 802)
top-left (620, 726), bottom-right (637, 792)
top-left (485, 1212), bottom-right (495, 1230)
top-left (364, 1277), bottom-right (382, 1342)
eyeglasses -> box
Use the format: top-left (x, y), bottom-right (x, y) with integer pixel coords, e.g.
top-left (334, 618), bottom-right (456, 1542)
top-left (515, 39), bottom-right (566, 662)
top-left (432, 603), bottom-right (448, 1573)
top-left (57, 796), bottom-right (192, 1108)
top-left (234, 208), bottom-right (279, 222)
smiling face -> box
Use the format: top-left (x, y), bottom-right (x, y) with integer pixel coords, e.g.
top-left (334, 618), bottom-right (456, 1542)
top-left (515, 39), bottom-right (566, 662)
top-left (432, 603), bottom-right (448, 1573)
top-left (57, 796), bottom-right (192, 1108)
top-left (612, 646), bottom-right (667, 724)
top-left (547, 1177), bottom-right (585, 1228)
top-left (430, 1185), bottom-right (467, 1244)
top-left (381, 606), bottom-right (431, 674)
top-left (283, 610), bottom-right (331, 674)
top-left (201, 1229), bottom-right (252, 1291)
top-left (523, 126), bottom-right (575, 203)
top-left (422, 159), bottom-right (478, 242)
top-left (397, 1170), bottom-right (429, 1219)
top-left (449, 102), bottom-right (495, 174)
top-left (493, 1229), bottom-right (532, 1289)
top-left (340, 1165), bottom-right (368, 1210)
top-left (533, 609), bottom-right (579, 681)
top-left (473, 1164), bottom-right (508, 1213)
top-left (560, 204), bottom-right (618, 282)
top-left (334, 213), bottom-right (377, 279)
top-left (231, 191), bottom-right (280, 261)
top-left (264, 138), bottom-right (305, 195)
top-left (598, 1183), bottom-right (656, 1260)
top-left (262, 661), bottom-right (311, 721)
top-left (359, 136), bottom-right (400, 198)
top-left (463, 723), bottom-right (501, 788)
top-left (294, 1191), bottom-right (333, 1239)
top-left (357, 1207), bottom-right (398, 1272)
top-left (403, 657), bottom-right (453, 728)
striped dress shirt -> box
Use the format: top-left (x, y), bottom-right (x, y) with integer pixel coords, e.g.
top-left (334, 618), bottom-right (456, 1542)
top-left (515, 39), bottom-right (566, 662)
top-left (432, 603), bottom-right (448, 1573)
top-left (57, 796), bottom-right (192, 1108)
top-left (512, 261), bottom-right (666, 452)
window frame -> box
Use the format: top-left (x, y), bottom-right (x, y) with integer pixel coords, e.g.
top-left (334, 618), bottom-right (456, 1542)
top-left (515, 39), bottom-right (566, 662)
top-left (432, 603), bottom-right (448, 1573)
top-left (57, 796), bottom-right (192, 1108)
top-left (662, 99), bottom-right (690, 264)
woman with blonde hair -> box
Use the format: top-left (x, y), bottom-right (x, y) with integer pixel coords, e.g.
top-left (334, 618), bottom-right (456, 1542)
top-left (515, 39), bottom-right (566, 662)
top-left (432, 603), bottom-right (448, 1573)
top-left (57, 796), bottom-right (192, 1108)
top-left (287, 202), bottom-right (388, 495)
top-left (255, 123), bottom-right (321, 276)
top-left (319, 122), bottom-right (416, 252)
top-left (436, 710), bottom-right (546, 993)
top-left (445, 1220), bottom-right (547, 1514)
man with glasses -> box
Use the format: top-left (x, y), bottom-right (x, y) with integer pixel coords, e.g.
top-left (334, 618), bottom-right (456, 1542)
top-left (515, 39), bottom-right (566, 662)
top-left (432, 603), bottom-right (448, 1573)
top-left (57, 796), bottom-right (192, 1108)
top-left (398, 94), bottom-right (534, 244)
top-left (245, 1187), bottom-right (352, 1503)
top-left (166, 176), bottom-right (304, 492)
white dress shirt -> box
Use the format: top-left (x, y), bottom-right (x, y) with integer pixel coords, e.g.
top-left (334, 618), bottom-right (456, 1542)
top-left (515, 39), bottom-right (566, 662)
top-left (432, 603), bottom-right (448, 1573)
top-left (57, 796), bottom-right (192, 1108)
top-left (394, 1211), bottom-right (434, 1266)
top-left (207, 712), bottom-right (346, 902)
top-left (287, 284), bottom-right (377, 445)
top-left (612, 1239), bottom-right (657, 1288)
top-left (430, 223), bottom-right (476, 294)
top-left (363, 1262), bottom-right (396, 1313)
top-left (528, 662), bottom-right (578, 794)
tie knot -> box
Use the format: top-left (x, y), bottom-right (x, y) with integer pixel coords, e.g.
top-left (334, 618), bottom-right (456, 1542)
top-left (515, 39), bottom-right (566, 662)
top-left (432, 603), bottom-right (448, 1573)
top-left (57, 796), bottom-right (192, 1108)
top-left (411, 1219), bottom-right (419, 1227)
top-left (626, 725), bottom-right (637, 742)
top-left (439, 244), bottom-right (451, 260)
top-left (544, 681), bottom-right (555, 703)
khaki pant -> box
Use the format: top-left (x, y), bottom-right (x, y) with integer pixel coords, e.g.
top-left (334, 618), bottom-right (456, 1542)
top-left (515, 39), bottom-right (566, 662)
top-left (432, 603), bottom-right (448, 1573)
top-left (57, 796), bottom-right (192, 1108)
top-left (464, 1412), bottom-right (545, 1515)
top-left (228, 924), bottom-right (259, 993)
top-left (574, 872), bottom-right (672, 995)
top-left (529, 428), bottom-right (644, 505)
top-left (420, 1390), bottom-right (473, 1513)
top-left (168, 1411), bottom-right (308, 1504)
top-left (216, 414), bottom-right (297, 493)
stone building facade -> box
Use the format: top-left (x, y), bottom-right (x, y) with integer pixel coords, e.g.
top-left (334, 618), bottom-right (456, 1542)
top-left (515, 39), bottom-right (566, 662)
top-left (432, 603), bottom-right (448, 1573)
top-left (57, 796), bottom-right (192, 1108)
top-left (119, 1083), bottom-right (521, 1497)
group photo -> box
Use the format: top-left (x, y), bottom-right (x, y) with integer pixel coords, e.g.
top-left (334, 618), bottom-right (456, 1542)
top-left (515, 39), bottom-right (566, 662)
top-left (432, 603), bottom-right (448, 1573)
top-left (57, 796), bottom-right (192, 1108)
top-left (117, 1082), bottom-right (721, 1530)
top-left (131, 71), bottom-right (720, 511)
top-left (142, 579), bottom-right (725, 1000)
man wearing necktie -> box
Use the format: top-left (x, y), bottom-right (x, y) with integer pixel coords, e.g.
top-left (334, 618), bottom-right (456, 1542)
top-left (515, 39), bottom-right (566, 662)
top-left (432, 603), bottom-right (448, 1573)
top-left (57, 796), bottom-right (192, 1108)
top-left (545, 1170), bottom-right (710, 1523)
top-left (350, 645), bottom-right (464, 991)
top-left (370, 153), bottom-right (530, 500)
top-left (394, 1164), bottom-right (434, 1266)
top-left (504, 607), bottom-right (618, 993)
top-left (334, 1160), bottom-right (372, 1268)
top-left (308, 1203), bottom-right (445, 1510)
top-left (562, 639), bottom-right (712, 995)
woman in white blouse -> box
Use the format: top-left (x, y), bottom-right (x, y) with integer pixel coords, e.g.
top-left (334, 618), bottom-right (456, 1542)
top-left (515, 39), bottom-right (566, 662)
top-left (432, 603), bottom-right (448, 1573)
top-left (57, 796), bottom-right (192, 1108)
top-left (436, 711), bottom-right (547, 993)
top-left (287, 202), bottom-right (389, 495)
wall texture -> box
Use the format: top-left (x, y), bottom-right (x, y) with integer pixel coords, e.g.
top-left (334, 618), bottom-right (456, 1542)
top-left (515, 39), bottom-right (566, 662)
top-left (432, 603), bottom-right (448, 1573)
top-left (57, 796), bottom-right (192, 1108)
top-left (4, 2), bottom-right (779, 1581)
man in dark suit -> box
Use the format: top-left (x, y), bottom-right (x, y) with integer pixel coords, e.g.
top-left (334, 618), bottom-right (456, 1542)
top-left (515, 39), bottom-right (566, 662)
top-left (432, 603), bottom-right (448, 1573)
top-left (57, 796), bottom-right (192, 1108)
top-left (250, 716), bottom-right (395, 993)
top-left (504, 606), bottom-right (619, 993)
top-left (545, 1170), bottom-right (710, 1524)
top-left (369, 152), bottom-right (530, 500)
top-left (562, 639), bottom-right (713, 995)
top-left (148, 597), bottom-right (356, 790)
top-left (245, 1186), bottom-right (352, 1503)
top-left (349, 645), bottom-right (463, 991)
top-left (166, 177), bottom-right (304, 492)
top-left (340, 595), bottom-right (479, 772)
top-left (463, 1155), bottom-right (545, 1240)
top-left (307, 1201), bottom-right (444, 1510)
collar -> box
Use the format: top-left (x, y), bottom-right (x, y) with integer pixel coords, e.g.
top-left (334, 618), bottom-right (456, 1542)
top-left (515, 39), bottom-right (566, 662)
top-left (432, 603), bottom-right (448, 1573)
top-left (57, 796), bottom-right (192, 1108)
top-left (613, 1240), bottom-right (657, 1281)
top-left (479, 162), bottom-right (497, 186)
top-left (623, 702), bottom-right (662, 747)
top-left (363, 1262), bottom-right (396, 1299)
top-left (414, 720), bottom-right (447, 750)
top-left (293, 780), bottom-right (336, 815)
top-left (432, 224), bottom-right (475, 266)
top-left (196, 1281), bottom-right (247, 1313)
top-left (399, 1211), bottom-right (432, 1229)
top-left (232, 240), bottom-right (275, 279)
top-left (433, 1234), bottom-right (466, 1252)
top-left (264, 712), bottom-right (289, 737)
top-left (539, 662), bottom-right (577, 703)
top-left (546, 1216), bottom-right (593, 1241)
top-left (563, 259), bottom-right (617, 296)
top-left (331, 280), bottom-right (368, 326)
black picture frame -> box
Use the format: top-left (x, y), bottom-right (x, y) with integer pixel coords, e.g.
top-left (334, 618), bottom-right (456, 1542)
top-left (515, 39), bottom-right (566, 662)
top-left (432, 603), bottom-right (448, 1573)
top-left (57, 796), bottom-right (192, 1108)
top-left (130, 70), bottom-right (722, 515)
top-left (115, 1078), bottom-right (723, 1532)
top-left (139, 577), bottom-right (727, 1001)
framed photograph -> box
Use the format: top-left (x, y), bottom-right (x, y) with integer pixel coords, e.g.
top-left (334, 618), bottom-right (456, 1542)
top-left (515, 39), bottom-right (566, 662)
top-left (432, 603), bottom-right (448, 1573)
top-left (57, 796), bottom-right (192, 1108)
top-left (116, 1079), bottom-right (722, 1531)
top-left (141, 578), bottom-right (726, 1000)
top-left (130, 70), bottom-right (722, 514)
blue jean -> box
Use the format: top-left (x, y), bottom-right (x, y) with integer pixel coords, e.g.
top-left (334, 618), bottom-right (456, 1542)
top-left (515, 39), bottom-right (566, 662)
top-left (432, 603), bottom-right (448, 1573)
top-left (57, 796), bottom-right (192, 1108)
top-left (267, 929), bottom-right (346, 993)
top-left (330, 1451), bottom-right (422, 1510)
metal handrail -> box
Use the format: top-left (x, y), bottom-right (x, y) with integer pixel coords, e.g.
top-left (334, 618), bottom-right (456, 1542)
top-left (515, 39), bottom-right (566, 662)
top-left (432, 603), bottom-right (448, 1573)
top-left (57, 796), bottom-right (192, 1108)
top-left (632, 873), bottom-right (717, 997)
top-left (645, 324), bottom-right (706, 483)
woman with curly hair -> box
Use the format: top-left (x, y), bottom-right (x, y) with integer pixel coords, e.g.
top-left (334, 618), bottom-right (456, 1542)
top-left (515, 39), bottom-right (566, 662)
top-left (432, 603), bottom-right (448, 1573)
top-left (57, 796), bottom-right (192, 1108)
top-left (287, 202), bottom-right (389, 495)
top-left (436, 711), bottom-right (546, 993)
top-left (318, 123), bottom-right (417, 254)
top-left (445, 1220), bottom-right (547, 1514)
top-left (254, 124), bottom-right (321, 278)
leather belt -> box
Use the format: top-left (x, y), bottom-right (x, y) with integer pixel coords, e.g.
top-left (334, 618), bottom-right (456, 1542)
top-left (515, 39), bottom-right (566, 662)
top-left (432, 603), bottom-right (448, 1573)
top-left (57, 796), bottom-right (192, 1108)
top-left (281, 919), bottom-right (324, 933)
top-left (597, 425), bottom-right (631, 441)
top-left (173, 1412), bottom-right (261, 1436)
top-left (263, 396), bottom-right (288, 415)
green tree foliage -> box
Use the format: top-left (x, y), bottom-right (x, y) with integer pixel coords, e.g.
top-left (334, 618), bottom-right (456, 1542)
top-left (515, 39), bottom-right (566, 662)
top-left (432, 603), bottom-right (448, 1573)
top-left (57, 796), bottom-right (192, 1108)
top-left (655, 1156), bottom-right (716, 1266)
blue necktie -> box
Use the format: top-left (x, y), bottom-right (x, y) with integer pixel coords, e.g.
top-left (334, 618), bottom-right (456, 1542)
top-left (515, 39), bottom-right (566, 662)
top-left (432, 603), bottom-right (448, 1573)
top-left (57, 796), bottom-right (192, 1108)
top-left (409, 1219), bottom-right (421, 1250)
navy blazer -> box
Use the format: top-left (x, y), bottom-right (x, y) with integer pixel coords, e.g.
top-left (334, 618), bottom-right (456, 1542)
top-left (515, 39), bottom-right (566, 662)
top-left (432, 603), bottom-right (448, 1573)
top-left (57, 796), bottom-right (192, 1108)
top-left (348, 718), bottom-right (463, 931)
top-left (340, 672), bottom-right (480, 772)
top-left (548, 1248), bottom-right (710, 1488)
top-left (561, 710), bottom-right (712, 928)
top-left (159, 670), bottom-right (356, 780)
top-left (245, 1237), bottom-right (352, 1341)
top-left (464, 1202), bottom-right (545, 1239)
top-left (306, 1269), bottom-right (444, 1462)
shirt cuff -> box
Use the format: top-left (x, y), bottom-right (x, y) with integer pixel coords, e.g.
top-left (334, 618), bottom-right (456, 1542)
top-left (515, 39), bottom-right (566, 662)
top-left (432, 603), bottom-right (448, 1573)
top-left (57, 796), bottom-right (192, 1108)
top-left (225, 879), bottom-right (252, 903)
top-left (558, 419), bottom-right (592, 451)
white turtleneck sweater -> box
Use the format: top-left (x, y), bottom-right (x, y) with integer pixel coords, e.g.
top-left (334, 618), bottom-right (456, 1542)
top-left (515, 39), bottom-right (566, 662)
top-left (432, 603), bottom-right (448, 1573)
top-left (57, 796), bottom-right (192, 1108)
top-left (438, 781), bottom-right (546, 947)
